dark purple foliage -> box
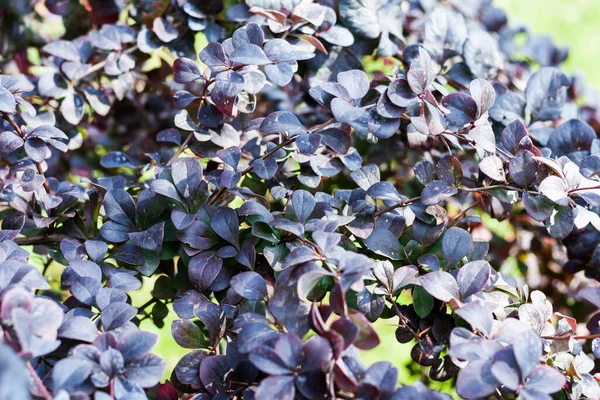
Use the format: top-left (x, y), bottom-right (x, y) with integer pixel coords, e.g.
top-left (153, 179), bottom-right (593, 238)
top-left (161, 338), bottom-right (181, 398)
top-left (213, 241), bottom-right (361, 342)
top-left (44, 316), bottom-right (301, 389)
top-left (0, 0), bottom-right (599, 399)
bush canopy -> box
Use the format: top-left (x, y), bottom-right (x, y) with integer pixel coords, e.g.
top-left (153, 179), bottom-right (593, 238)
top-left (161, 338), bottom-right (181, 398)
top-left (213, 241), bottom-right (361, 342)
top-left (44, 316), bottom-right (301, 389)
top-left (1, 0), bottom-right (600, 399)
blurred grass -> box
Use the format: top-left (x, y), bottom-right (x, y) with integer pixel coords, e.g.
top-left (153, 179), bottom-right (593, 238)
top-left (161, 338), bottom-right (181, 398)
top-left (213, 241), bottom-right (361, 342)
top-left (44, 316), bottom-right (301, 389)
top-left (496, 0), bottom-right (600, 90)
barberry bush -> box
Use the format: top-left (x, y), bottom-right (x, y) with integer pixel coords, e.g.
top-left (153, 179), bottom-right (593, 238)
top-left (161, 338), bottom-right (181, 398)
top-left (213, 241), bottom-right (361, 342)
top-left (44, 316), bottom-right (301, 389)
top-left (2, 0), bottom-right (600, 399)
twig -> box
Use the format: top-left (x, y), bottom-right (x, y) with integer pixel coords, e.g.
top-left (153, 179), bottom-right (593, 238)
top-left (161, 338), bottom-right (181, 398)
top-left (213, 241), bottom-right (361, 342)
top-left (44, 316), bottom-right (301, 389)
top-left (495, 146), bottom-right (513, 160)
top-left (448, 199), bottom-right (482, 226)
top-left (71, 45), bottom-right (138, 86)
top-left (542, 333), bottom-right (600, 341)
top-left (207, 117), bottom-right (337, 205)
top-left (207, 186), bottom-right (227, 206)
top-left (137, 297), bottom-right (158, 313)
top-left (166, 132), bottom-right (194, 166)
top-left (26, 361), bottom-right (52, 400)
top-left (373, 196), bottom-right (422, 217)
top-left (461, 184), bottom-right (538, 195)
top-left (241, 117), bottom-right (337, 176)
top-left (13, 234), bottom-right (68, 246)
top-left (439, 135), bottom-right (452, 154)
top-left (165, 79), bottom-right (213, 167)
top-left (496, 388), bottom-right (506, 400)
top-left (569, 185), bottom-right (600, 194)
top-left (373, 183), bottom-right (542, 219)
top-left (388, 293), bottom-right (424, 351)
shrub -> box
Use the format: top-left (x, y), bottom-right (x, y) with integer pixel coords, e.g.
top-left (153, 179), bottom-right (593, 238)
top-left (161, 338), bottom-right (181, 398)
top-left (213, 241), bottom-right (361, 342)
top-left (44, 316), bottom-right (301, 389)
top-left (1, 0), bottom-right (600, 399)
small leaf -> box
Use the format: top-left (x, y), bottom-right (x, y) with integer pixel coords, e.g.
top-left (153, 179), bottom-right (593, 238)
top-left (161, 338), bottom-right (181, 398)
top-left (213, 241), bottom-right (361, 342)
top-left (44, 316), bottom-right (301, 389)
top-left (60, 93), bottom-right (85, 125)
top-left (455, 302), bottom-right (493, 336)
top-left (171, 320), bottom-right (206, 349)
top-left (0, 87), bottom-right (16, 113)
top-left (545, 206), bottom-right (574, 239)
top-left (101, 151), bottom-right (135, 169)
top-left (173, 58), bottom-right (202, 83)
top-left (200, 42), bottom-right (228, 68)
top-left (102, 302), bottom-right (137, 331)
top-left (230, 44), bottom-right (271, 65)
top-left (291, 190), bottom-right (315, 224)
top-left (442, 227), bottom-right (472, 268)
top-left (538, 176), bottom-right (568, 205)
top-left (364, 229), bottom-right (401, 260)
top-left (525, 67), bottom-right (569, 122)
top-left (0, 130), bottom-right (23, 154)
top-left (436, 156), bottom-right (462, 186)
top-left (367, 181), bottom-right (401, 202)
top-left (210, 208), bottom-right (240, 248)
top-left (43, 40), bottom-right (82, 62)
top-left (420, 271), bottom-right (460, 302)
top-left (442, 93), bottom-right (477, 128)
top-left (509, 150), bottom-right (537, 187)
top-left (470, 78), bottom-right (496, 117)
top-left (421, 180), bottom-right (458, 205)
top-left (469, 122), bottom-right (496, 153)
top-left (513, 330), bottom-right (541, 379)
top-left (456, 260), bottom-right (491, 299)
top-left (52, 359), bottom-right (92, 391)
top-left (153, 17), bottom-right (178, 42)
top-left (124, 353), bottom-right (167, 388)
top-left (129, 222), bottom-right (165, 251)
top-left (501, 120), bottom-right (528, 154)
top-left (413, 286), bottom-right (434, 318)
top-left (189, 252), bottom-right (223, 290)
top-left (157, 128), bottom-right (181, 145)
top-left (260, 111), bottom-right (306, 133)
top-left (479, 155), bottom-right (505, 181)
top-left (456, 360), bottom-right (498, 399)
top-left (230, 271), bottom-right (267, 300)
top-left (351, 164), bottom-right (380, 191)
top-left (337, 70), bottom-right (369, 100)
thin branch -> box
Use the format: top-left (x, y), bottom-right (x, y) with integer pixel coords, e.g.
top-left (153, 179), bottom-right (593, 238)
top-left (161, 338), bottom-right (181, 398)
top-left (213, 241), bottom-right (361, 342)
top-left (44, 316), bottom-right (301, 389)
top-left (1, 112), bottom-right (51, 192)
top-left (448, 199), bottom-right (482, 226)
top-left (26, 361), bottom-right (52, 400)
top-left (166, 132), bottom-right (194, 166)
top-left (13, 234), bottom-right (68, 246)
top-left (456, 130), bottom-right (514, 160)
top-left (439, 135), bottom-right (452, 155)
top-left (208, 117), bottom-right (337, 205)
top-left (207, 186), bottom-right (227, 206)
top-left (569, 185), bottom-right (600, 194)
top-left (137, 297), bottom-right (158, 314)
top-left (542, 333), bottom-right (600, 341)
top-left (373, 183), bottom-right (542, 219)
top-left (71, 45), bottom-right (138, 86)
top-left (461, 184), bottom-right (538, 195)
top-left (374, 196), bottom-right (421, 217)
top-left (495, 146), bottom-right (513, 161)
top-left (388, 293), bottom-right (424, 351)
top-left (166, 80), bottom-right (213, 167)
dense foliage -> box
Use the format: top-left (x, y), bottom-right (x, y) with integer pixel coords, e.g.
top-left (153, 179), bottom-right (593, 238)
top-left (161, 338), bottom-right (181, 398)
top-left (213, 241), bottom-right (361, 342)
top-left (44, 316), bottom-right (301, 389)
top-left (2, 0), bottom-right (600, 399)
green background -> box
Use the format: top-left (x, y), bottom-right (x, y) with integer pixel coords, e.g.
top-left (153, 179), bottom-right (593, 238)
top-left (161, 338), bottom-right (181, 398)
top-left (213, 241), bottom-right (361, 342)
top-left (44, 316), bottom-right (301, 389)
top-left (497, 0), bottom-right (600, 90)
